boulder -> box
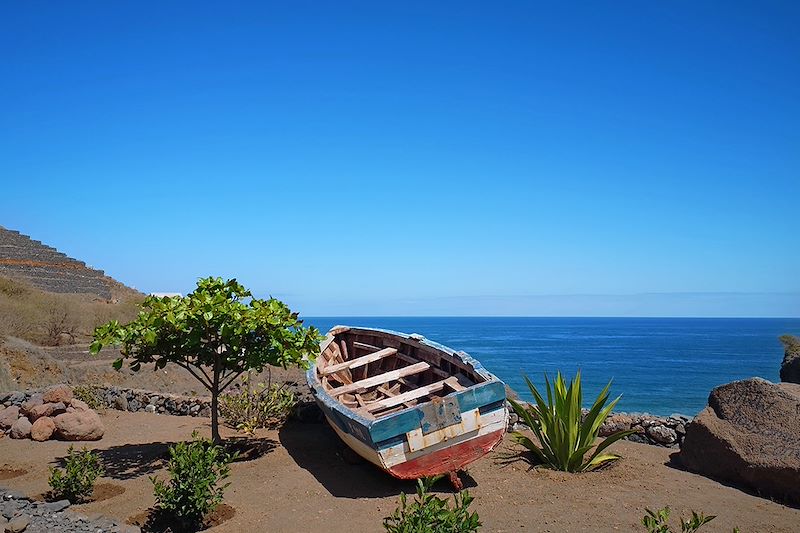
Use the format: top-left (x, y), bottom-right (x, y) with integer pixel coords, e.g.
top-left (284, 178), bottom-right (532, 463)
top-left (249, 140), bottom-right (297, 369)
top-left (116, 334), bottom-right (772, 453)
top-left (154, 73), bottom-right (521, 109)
top-left (645, 424), bottom-right (677, 445)
top-left (779, 334), bottom-right (800, 384)
top-left (30, 416), bottom-right (56, 441)
top-left (53, 410), bottom-right (104, 441)
top-left (70, 399), bottom-right (90, 412)
top-left (19, 395), bottom-right (43, 417)
top-left (28, 402), bottom-right (66, 421)
top-left (10, 416), bottom-right (32, 439)
top-left (0, 405), bottom-right (20, 430)
top-left (42, 384), bottom-right (73, 404)
top-left (680, 378), bottom-right (800, 504)
top-left (599, 413), bottom-right (632, 437)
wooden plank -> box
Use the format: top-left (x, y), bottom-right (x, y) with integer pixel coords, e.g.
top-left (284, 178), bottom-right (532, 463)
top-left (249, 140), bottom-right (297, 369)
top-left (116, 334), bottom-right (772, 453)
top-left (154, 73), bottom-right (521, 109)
top-left (395, 352), bottom-right (450, 379)
top-left (329, 362), bottom-right (430, 397)
top-left (366, 377), bottom-right (461, 413)
top-left (321, 347), bottom-right (398, 376)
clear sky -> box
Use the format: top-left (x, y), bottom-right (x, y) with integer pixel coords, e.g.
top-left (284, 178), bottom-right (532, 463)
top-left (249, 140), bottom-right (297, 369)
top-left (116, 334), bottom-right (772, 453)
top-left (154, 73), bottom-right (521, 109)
top-left (1, 2), bottom-right (798, 317)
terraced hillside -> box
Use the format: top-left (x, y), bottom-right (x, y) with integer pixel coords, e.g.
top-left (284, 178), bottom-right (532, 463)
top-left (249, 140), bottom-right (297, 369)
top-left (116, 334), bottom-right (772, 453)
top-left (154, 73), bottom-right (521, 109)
top-left (0, 226), bottom-right (133, 300)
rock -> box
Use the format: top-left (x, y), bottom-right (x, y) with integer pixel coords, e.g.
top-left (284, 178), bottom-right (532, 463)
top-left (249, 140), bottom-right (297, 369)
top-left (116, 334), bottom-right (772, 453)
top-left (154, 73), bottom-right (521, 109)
top-left (9, 417), bottom-right (32, 439)
top-left (113, 396), bottom-right (128, 411)
top-left (70, 399), bottom-right (90, 411)
top-left (43, 500), bottom-right (70, 512)
top-left (27, 402), bottom-right (66, 421)
top-left (30, 416), bottom-right (56, 441)
top-left (8, 392), bottom-right (25, 406)
top-left (42, 384), bottom-right (73, 404)
top-left (599, 414), bottom-right (632, 437)
top-left (680, 378), bottom-right (800, 504)
top-left (19, 396), bottom-right (43, 418)
top-left (645, 424), bottom-right (677, 445)
top-left (5, 515), bottom-right (30, 533)
top-left (779, 335), bottom-right (800, 384)
top-left (54, 410), bottom-right (105, 441)
top-left (0, 406), bottom-right (20, 430)
top-left (128, 399), bottom-right (140, 412)
top-left (144, 404), bottom-right (156, 413)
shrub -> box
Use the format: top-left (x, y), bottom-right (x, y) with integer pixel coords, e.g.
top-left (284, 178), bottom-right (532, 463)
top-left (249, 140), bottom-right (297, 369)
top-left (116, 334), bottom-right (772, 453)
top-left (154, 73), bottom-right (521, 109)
top-left (509, 371), bottom-right (635, 472)
top-left (642, 507), bottom-right (720, 532)
top-left (383, 476), bottom-right (481, 533)
top-left (151, 431), bottom-right (236, 530)
top-left (73, 385), bottom-right (104, 410)
top-left (48, 446), bottom-right (104, 502)
top-left (219, 374), bottom-right (296, 434)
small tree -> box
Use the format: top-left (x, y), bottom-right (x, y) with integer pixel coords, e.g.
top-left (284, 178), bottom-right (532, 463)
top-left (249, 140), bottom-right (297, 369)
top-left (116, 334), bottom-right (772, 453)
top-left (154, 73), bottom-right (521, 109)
top-left (90, 277), bottom-right (321, 442)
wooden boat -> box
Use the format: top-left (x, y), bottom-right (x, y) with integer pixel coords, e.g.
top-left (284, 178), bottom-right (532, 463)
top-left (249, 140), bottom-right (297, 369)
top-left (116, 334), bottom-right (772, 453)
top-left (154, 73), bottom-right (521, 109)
top-left (307, 326), bottom-right (508, 487)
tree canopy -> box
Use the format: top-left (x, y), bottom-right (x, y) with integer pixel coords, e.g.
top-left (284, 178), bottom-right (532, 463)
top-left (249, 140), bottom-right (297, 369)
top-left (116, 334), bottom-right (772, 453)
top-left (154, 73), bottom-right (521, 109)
top-left (90, 276), bottom-right (321, 441)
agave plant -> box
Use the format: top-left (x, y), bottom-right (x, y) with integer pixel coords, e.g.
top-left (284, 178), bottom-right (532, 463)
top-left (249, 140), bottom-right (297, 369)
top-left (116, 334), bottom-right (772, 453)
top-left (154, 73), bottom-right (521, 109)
top-left (509, 371), bottom-right (635, 472)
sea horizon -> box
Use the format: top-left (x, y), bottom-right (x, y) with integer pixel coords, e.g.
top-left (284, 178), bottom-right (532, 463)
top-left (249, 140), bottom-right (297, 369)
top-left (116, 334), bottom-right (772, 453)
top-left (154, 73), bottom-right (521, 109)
top-left (304, 316), bottom-right (800, 417)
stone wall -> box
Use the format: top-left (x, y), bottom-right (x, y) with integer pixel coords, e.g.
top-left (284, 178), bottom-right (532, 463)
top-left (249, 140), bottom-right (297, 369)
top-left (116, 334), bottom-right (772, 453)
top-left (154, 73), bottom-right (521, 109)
top-left (3, 386), bottom-right (689, 448)
top-left (1, 387), bottom-right (212, 418)
top-left (507, 404), bottom-right (690, 448)
top-left (0, 227), bottom-right (115, 299)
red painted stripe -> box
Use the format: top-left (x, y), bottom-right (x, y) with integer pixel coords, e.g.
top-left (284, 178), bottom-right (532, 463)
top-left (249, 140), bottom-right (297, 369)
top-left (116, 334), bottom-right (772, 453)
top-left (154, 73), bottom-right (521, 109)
top-left (387, 430), bottom-right (504, 479)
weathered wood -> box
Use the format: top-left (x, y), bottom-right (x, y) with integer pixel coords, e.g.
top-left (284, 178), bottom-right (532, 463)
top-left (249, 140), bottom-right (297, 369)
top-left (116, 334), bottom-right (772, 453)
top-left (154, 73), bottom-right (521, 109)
top-left (329, 362), bottom-right (430, 397)
top-left (321, 347), bottom-right (398, 376)
top-left (366, 377), bottom-right (461, 413)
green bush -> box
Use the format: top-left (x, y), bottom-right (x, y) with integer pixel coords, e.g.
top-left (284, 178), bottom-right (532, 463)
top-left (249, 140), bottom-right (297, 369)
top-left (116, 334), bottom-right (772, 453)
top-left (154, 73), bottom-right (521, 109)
top-left (219, 374), bottom-right (296, 434)
top-left (642, 507), bottom-right (720, 532)
top-left (48, 446), bottom-right (104, 502)
top-left (509, 371), bottom-right (635, 472)
top-left (72, 385), bottom-right (104, 410)
top-left (151, 431), bottom-right (235, 530)
top-left (383, 476), bottom-right (481, 533)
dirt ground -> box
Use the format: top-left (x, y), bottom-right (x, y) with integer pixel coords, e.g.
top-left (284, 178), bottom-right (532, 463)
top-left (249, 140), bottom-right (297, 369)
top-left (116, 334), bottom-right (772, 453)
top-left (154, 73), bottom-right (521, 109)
top-left (1, 411), bottom-right (798, 532)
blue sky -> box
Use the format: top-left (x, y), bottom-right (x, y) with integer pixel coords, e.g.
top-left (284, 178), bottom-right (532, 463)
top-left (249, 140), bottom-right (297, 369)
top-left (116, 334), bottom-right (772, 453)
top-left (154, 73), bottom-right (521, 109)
top-left (1, 2), bottom-right (798, 316)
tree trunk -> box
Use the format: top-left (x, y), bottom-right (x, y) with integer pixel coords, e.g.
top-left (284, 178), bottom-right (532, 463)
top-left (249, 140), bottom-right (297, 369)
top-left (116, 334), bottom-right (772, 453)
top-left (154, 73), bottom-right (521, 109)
top-left (211, 357), bottom-right (221, 444)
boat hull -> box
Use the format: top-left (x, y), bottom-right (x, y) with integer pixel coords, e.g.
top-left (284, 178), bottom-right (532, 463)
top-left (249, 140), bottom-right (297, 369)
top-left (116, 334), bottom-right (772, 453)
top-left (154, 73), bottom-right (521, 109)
top-left (308, 326), bottom-right (508, 479)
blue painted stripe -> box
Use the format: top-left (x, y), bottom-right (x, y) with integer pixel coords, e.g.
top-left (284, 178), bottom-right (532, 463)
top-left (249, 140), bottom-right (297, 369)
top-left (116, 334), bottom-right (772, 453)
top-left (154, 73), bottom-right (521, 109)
top-left (369, 381), bottom-right (507, 443)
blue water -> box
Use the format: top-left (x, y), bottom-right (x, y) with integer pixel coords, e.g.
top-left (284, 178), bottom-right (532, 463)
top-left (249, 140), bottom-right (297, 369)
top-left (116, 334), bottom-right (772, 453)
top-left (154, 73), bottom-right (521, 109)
top-left (305, 317), bottom-right (800, 417)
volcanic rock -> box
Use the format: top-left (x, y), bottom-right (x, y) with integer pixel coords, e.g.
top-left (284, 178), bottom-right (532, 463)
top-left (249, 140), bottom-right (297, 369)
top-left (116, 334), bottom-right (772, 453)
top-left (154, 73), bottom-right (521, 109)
top-left (9, 417), bottom-right (32, 439)
top-left (680, 377), bottom-right (800, 503)
top-left (0, 406), bottom-right (20, 430)
top-left (53, 410), bottom-right (104, 441)
top-left (30, 417), bottom-right (55, 441)
top-left (42, 384), bottom-right (73, 404)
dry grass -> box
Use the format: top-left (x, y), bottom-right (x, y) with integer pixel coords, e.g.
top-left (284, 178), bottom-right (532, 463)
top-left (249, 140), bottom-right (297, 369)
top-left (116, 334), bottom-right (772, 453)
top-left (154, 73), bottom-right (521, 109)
top-left (0, 275), bottom-right (142, 346)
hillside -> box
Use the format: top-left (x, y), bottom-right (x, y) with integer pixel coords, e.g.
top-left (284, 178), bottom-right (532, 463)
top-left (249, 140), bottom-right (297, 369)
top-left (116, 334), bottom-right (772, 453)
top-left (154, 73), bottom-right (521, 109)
top-left (0, 226), bottom-right (139, 300)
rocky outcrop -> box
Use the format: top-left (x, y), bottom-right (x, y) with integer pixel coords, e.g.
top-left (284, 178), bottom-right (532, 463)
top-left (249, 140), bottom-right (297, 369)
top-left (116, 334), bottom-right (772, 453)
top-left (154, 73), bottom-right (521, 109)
top-left (779, 334), bottom-right (800, 384)
top-left (679, 378), bottom-right (800, 504)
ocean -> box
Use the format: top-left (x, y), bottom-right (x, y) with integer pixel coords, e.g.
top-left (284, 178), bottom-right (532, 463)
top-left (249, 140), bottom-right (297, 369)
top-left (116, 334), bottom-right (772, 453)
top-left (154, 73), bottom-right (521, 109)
top-left (305, 317), bottom-right (800, 417)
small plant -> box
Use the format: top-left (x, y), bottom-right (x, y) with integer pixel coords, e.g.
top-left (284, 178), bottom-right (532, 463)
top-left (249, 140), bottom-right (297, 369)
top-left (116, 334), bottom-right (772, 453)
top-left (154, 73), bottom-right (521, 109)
top-left (48, 446), bottom-right (104, 502)
top-left (219, 373), bottom-right (296, 434)
top-left (383, 476), bottom-right (481, 533)
top-left (509, 371), bottom-right (635, 472)
top-left (73, 385), bottom-right (104, 410)
top-left (642, 507), bottom-right (718, 532)
top-left (151, 431), bottom-right (236, 530)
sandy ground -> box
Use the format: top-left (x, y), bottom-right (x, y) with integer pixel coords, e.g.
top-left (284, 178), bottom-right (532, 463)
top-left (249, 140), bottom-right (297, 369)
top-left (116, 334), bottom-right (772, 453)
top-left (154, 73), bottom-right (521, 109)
top-left (1, 411), bottom-right (798, 532)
